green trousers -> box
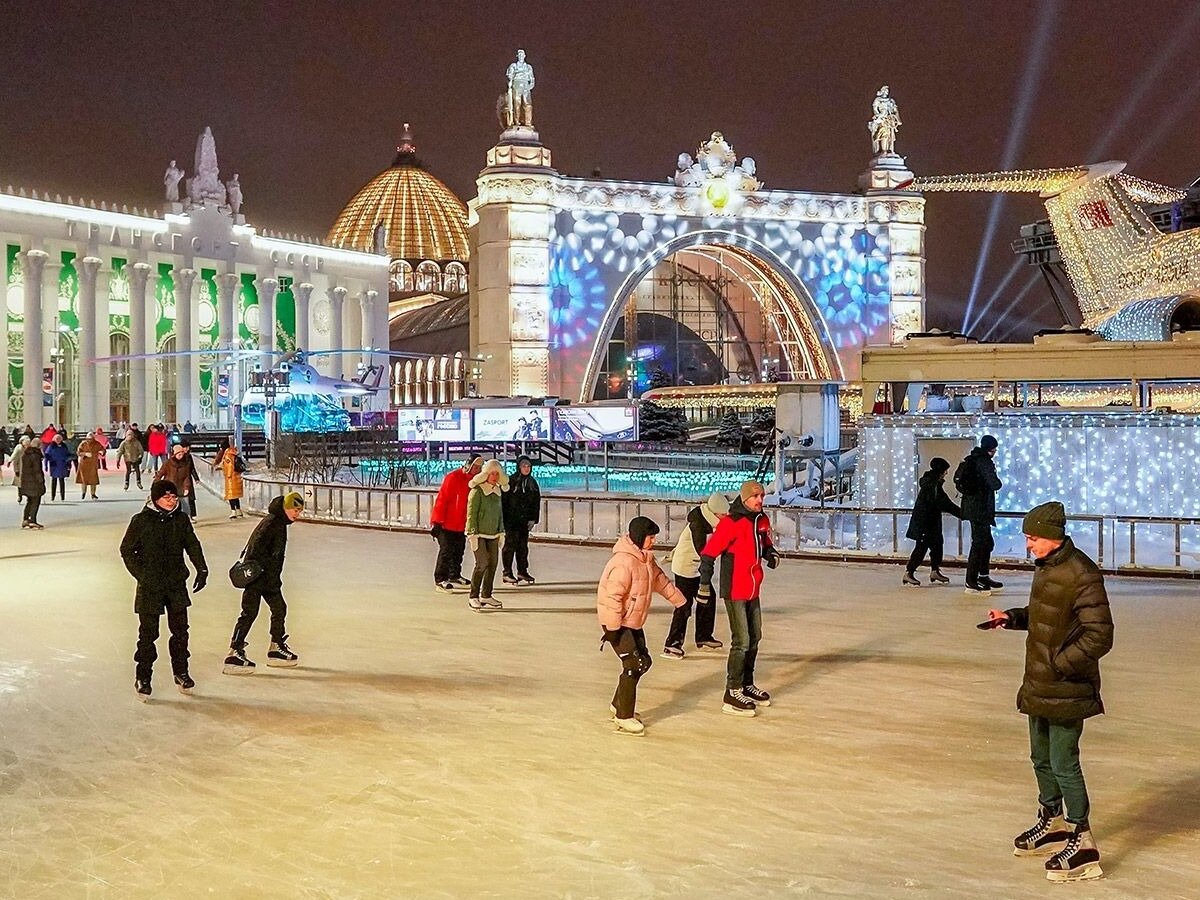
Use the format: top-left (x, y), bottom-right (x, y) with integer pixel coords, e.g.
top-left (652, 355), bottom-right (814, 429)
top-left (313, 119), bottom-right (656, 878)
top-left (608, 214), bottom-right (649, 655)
top-left (1028, 716), bottom-right (1090, 827)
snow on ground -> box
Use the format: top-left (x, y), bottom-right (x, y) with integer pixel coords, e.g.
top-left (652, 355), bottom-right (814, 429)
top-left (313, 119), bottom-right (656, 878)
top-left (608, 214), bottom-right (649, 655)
top-left (0, 467), bottom-right (1198, 898)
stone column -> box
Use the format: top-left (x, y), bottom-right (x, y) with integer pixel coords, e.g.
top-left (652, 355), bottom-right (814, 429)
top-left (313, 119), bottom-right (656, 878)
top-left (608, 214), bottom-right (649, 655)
top-left (42, 258), bottom-right (62, 425)
top-left (294, 282), bottom-right (314, 352)
top-left (20, 250), bottom-right (49, 427)
top-left (328, 286), bottom-right (346, 376)
top-left (77, 256), bottom-right (102, 429)
top-left (257, 276), bottom-right (279, 367)
top-left (172, 268), bottom-right (197, 426)
top-left (216, 273), bottom-right (240, 430)
top-left (95, 262), bottom-right (111, 425)
top-left (127, 262), bottom-right (152, 424)
top-left (345, 289), bottom-right (364, 374)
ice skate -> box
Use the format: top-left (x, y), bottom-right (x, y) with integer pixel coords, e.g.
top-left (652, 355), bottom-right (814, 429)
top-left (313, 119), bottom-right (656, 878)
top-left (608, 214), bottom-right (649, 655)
top-left (609, 704), bottom-right (643, 723)
top-left (742, 684), bottom-right (771, 706)
top-left (222, 648), bottom-right (257, 675)
top-left (174, 673), bottom-right (195, 695)
top-left (518, 573), bottom-right (535, 585)
top-left (661, 645), bottom-right (684, 660)
top-left (480, 596), bottom-right (503, 610)
top-left (266, 637), bottom-right (299, 667)
top-left (721, 688), bottom-right (757, 717)
top-left (1044, 825), bottom-right (1102, 882)
top-left (929, 569), bottom-right (950, 584)
top-left (453, 577), bottom-right (471, 587)
top-left (902, 572), bottom-right (921, 587)
top-left (964, 582), bottom-right (992, 597)
top-left (695, 639), bottom-right (724, 651)
top-left (501, 573), bottom-right (519, 585)
top-left (613, 716), bottom-right (645, 736)
top-left (135, 679), bottom-right (152, 702)
top-left (1013, 804), bottom-right (1069, 857)
top-left (435, 581), bottom-right (456, 594)
top-left (980, 576), bottom-right (1004, 591)
top-left (228, 511), bottom-right (237, 519)
top-left (468, 596), bottom-right (484, 611)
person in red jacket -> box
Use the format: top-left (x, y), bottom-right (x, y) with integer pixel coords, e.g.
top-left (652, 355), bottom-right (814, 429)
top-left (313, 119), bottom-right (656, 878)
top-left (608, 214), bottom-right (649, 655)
top-left (429, 455), bottom-right (482, 592)
top-left (698, 480), bottom-right (780, 717)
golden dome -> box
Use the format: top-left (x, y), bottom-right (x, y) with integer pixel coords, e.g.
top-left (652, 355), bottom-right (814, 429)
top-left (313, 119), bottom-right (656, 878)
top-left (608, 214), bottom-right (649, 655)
top-left (327, 126), bottom-right (469, 262)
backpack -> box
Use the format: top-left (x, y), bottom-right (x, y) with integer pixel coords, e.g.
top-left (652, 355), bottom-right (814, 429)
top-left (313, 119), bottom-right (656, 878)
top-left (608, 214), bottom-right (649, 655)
top-left (954, 456), bottom-right (979, 495)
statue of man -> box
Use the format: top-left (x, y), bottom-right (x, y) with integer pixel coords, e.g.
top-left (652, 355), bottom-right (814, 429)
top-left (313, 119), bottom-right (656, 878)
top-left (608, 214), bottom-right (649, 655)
top-left (868, 85), bottom-right (902, 155)
top-left (226, 174), bottom-right (243, 215)
top-left (505, 49), bottom-right (535, 128)
top-left (164, 160), bottom-right (184, 202)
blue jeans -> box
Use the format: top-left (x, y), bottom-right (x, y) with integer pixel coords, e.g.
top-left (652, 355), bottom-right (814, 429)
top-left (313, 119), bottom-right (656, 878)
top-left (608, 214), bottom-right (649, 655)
top-left (1029, 716), bottom-right (1090, 827)
top-left (724, 599), bottom-right (762, 690)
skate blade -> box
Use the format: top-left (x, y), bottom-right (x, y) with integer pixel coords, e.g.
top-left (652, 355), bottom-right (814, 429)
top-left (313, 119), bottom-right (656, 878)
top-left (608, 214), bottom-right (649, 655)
top-left (222, 665), bottom-right (256, 676)
top-left (135, 693), bottom-right (150, 704)
top-left (721, 705), bottom-right (756, 718)
top-left (175, 685), bottom-right (193, 695)
top-left (1046, 863), bottom-right (1103, 883)
top-left (265, 659), bottom-right (299, 668)
top-left (613, 725), bottom-right (645, 737)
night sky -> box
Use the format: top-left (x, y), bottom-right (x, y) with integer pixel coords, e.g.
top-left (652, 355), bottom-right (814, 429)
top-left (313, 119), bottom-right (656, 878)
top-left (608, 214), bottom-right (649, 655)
top-left (2, 0), bottom-right (1197, 340)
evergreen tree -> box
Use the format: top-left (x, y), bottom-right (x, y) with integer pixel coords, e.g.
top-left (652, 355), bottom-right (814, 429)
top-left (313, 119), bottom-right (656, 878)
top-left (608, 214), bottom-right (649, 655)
top-left (749, 407), bottom-right (776, 446)
top-left (715, 411), bottom-right (745, 447)
top-left (639, 401), bottom-right (689, 443)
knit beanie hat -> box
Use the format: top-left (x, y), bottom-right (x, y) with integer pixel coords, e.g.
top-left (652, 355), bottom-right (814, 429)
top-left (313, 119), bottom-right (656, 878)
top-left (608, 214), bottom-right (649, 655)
top-left (739, 480), bottom-right (766, 503)
top-left (151, 480), bottom-right (178, 501)
top-left (980, 434), bottom-right (998, 451)
top-left (1022, 501), bottom-right (1066, 540)
top-left (929, 457), bottom-right (950, 474)
top-left (627, 515), bottom-right (660, 549)
top-left (705, 492), bottom-right (730, 516)
top-left (282, 491), bottom-right (305, 511)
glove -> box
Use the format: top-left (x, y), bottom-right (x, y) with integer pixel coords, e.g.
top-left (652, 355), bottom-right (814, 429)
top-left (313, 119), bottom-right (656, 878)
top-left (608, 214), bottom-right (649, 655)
top-left (599, 626), bottom-right (625, 650)
top-left (192, 570), bottom-right (208, 593)
top-left (469, 534), bottom-right (479, 552)
top-left (765, 552), bottom-right (780, 570)
top-left (696, 582), bottom-right (713, 604)
top-left (429, 522), bottom-right (443, 540)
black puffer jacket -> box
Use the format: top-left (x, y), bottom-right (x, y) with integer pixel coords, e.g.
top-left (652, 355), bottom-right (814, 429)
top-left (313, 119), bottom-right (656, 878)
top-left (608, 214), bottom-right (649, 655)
top-left (905, 471), bottom-right (961, 541)
top-left (243, 496), bottom-right (295, 591)
top-left (120, 501), bottom-right (208, 613)
top-left (18, 445), bottom-right (46, 497)
top-left (958, 448), bottom-right (1002, 524)
top-left (502, 457), bottom-right (541, 530)
top-left (1004, 537), bottom-right (1114, 721)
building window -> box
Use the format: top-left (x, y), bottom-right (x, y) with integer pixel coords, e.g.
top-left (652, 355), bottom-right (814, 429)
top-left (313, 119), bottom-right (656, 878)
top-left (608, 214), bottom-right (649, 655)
top-left (415, 261), bottom-right (441, 293)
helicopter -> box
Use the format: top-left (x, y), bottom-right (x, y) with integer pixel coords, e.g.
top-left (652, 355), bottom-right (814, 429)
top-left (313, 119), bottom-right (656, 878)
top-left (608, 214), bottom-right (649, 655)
top-left (900, 161), bottom-right (1200, 340)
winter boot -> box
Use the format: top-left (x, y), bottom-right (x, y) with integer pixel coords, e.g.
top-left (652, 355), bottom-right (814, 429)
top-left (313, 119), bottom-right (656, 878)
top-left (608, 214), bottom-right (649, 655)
top-left (902, 571), bottom-right (921, 587)
top-left (174, 673), bottom-right (196, 694)
top-left (222, 648), bottom-right (257, 675)
top-left (135, 679), bottom-right (152, 702)
top-left (613, 716), bottom-right (645, 736)
top-left (1044, 824), bottom-right (1102, 882)
top-left (1013, 803), bottom-right (1069, 857)
top-left (742, 684), bottom-right (771, 706)
top-left (266, 637), bottom-right (299, 667)
top-left (721, 688), bottom-right (757, 717)
top-left (929, 568), bottom-right (950, 584)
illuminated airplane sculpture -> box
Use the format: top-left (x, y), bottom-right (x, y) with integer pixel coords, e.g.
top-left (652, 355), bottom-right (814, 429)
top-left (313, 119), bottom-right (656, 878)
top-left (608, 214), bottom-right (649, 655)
top-left (901, 162), bottom-right (1199, 340)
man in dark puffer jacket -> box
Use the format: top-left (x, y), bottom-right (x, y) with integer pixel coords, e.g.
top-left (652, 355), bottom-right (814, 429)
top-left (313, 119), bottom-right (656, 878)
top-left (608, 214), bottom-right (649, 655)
top-left (984, 501), bottom-right (1113, 884)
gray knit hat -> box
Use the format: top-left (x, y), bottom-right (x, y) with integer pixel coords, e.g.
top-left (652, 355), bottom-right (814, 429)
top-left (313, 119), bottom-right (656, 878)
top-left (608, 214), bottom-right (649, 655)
top-left (1022, 501), bottom-right (1066, 540)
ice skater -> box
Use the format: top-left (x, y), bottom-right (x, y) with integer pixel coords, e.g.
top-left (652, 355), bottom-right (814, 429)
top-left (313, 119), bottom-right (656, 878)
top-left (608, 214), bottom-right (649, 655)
top-left (698, 480), bottom-right (779, 717)
top-left (17, 439), bottom-right (46, 529)
top-left (117, 427), bottom-right (145, 491)
top-left (223, 492), bottom-right (305, 673)
top-left (430, 456), bottom-right (483, 593)
top-left (902, 457), bottom-right (962, 586)
top-left (43, 432), bottom-right (72, 501)
top-left (663, 492), bottom-right (729, 658)
top-left (466, 459), bottom-right (508, 611)
top-left (120, 480), bottom-right (209, 700)
top-left (76, 431), bottom-right (103, 499)
top-left (597, 516), bottom-right (687, 735)
top-left (501, 455), bottom-right (540, 585)
top-left (981, 501), bottom-right (1113, 883)
top-left (156, 443), bottom-right (201, 522)
top-left (957, 434), bottom-right (1003, 595)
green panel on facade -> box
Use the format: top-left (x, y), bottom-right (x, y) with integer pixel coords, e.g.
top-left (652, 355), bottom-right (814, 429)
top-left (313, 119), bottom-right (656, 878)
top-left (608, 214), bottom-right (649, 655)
top-left (276, 276), bottom-right (296, 353)
top-left (59, 250), bottom-right (79, 332)
top-left (238, 273), bottom-right (257, 345)
top-left (198, 269), bottom-right (219, 418)
top-left (155, 262), bottom-right (174, 344)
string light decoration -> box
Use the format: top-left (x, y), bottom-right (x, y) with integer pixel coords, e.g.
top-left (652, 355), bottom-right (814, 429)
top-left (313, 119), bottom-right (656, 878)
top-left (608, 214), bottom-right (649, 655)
top-left (905, 167), bottom-right (1089, 196)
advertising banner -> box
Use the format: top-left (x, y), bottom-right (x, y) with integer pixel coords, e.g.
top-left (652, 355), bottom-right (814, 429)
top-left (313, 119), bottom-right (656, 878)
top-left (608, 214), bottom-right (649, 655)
top-left (42, 367), bottom-right (54, 407)
top-left (472, 408), bottom-right (550, 441)
top-left (397, 407), bottom-right (472, 442)
top-left (552, 406), bottom-right (638, 441)
top-left (217, 374), bottom-right (230, 409)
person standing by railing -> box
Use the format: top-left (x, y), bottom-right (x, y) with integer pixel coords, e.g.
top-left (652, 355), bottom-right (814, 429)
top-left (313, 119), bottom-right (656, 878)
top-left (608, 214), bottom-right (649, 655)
top-left (429, 456), bottom-right (482, 593)
top-left (957, 434), bottom-right (1004, 596)
top-left (902, 457), bottom-right (961, 587)
top-left (213, 437), bottom-right (246, 518)
top-left (501, 455), bottom-right (540, 585)
top-left (663, 492), bottom-right (729, 659)
top-left (465, 459), bottom-right (508, 611)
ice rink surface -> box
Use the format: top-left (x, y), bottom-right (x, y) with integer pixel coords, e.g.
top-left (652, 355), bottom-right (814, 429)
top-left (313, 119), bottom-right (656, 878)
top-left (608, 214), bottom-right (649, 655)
top-left (1, 473), bottom-right (1198, 899)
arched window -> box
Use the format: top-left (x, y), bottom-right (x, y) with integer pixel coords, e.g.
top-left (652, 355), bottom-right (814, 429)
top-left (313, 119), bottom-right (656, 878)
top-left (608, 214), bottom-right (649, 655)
top-left (443, 262), bottom-right (467, 295)
top-left (110, 333), bottom-right (130, 391)
top-left (451, 352), bottom-right (465, 402)
top-left (403, 360), bottom-right (414, 406)
top-left (415, 261), bottom-right (441, 293)
top-left (158, 336), bottom-right (177, 422)
top-left (390, 260), bottom-right (414, 293)
top-left (437, 355), bottom-right (450, 404)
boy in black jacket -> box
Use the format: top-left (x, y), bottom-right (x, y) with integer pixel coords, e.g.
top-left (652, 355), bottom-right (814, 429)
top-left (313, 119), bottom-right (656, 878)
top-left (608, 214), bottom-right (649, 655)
top-left (501, 456), bottom-right (541, 584)
top-left (903, 457), bottom-right (962, 586)
top-left (119, 480), bottom-right (209, 700)
top-left (222, 491), bottom-right (304, 674)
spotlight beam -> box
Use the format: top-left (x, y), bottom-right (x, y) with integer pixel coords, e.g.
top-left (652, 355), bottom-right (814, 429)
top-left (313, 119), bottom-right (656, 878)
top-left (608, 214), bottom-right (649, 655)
top-left (969, 258), bottom-right (1025, 335)
top-left (980, 271), bottom-right (1044, 341)
top-left (1128, 75), bottom-right (1200, 171)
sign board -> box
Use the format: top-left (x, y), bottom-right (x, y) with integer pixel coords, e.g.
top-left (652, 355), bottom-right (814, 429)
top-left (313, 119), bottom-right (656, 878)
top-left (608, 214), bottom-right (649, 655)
top-left (472, 408), bottom-right (550, 441)
top-left (42, 367), bottom-right (54, 407)
top-left (397, 407), bottom-right (472, 442)
top-left (552, 406), bottom-right (638, 441)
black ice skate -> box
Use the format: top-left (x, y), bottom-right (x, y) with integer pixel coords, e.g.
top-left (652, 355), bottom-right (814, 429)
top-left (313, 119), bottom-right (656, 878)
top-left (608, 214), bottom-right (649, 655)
top-left (980, 576), bottom-right (1004, 591)
top-left (222, 648), bottom-right (257, 675)
top-left (902, 572), bottom-right (921, 586)
top-left (173, 673), bottom-right (195, 695)
top-left (452, 577), bottom-right (471, 587)
top-left (266, 637), bottom-right (299, 667)
top-left (742, 684), bottom-right (771, 706)
top-left (929, 569), bottom-right (950, 584)
top-left (721, 688), bottom-right (757, 717)
top-left (964, 581), bottom-right (992, 597)
top-left (609, 704), bottom-right (643, 723)
top-left (1044, 824), bottom-right (1102, 882)
top-left (517, 573), bottom-right (535, 585)
top-left (695, 639), bottom-right (723, 651)
top-left (135, 679), bottom-right (152, 702)
top-left (660, 646), bottom-right (685, 660)
top-left (1013, 803), bottom-right (1069, 857)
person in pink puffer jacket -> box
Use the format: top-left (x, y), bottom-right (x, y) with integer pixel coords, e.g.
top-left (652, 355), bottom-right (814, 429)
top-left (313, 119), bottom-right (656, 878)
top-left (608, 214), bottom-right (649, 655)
top-left (597, 516), bottom-right (687, 736)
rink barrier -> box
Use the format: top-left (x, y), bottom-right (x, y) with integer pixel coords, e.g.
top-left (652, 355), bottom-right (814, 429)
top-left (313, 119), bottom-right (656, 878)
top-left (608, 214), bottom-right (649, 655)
top-left (239, 476), bottom-right (1200, 577)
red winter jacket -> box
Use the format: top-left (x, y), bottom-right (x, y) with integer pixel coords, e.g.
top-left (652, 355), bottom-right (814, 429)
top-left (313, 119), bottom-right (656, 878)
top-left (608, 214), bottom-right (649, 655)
top-left (698, 499), bottom-right (778, 602)
top-left (431, 466), bottom-right (473, 532)
top-left (148, 430), bottom-right (168, 457)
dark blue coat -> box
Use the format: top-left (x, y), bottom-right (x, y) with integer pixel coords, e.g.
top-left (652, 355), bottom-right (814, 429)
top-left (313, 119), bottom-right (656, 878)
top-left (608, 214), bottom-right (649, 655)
top-left (43, 442), bottom-right (74, 478)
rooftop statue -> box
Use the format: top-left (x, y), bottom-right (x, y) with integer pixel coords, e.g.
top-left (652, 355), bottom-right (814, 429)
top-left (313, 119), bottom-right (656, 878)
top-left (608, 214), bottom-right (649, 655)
top-left (163, 160), bottom-right (184, 202)
top-left (226, 174), bottom-right (243, 215)
top-left (671, 132), bottom-right (761, 191)
top-left (868, 85), bottom-right (902, 156)
top-left (187, 126), bottom-right (227, 207)
top-left (498, 49), bottom-right (535, 130)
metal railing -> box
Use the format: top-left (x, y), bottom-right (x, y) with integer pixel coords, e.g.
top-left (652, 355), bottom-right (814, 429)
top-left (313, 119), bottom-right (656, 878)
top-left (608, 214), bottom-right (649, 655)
top-left (240, 475), bottom-right (1200, 577)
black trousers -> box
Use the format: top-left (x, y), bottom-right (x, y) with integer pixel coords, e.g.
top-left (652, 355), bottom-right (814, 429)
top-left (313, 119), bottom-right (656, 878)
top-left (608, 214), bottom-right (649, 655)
top-left (124, 460), bottom-right (143, 489)
top-left (228, 498), bottom-right (241, 510)
top-left (23, 495), bottom-right (41, 524)
top-left (185, 490), bottom-right (198, 518)
top-left (966, 519), bottom-right (994, 585)
top-left (433, 528), bottom-right (466, 583)
top-left (609, 627), bottom-right (651, 719)
top-left (664, 575), bottom-right (717, 648)
top-left (135, 604), bottom-right (190, 680)
top-left (51, 476), bottom-right (65, 500)
top-left (906, 536), bottom-right (944, 573)
top-left (501, 527), bottom-right (531, 577)
top-left (230, 586), bottom-right (287, 649)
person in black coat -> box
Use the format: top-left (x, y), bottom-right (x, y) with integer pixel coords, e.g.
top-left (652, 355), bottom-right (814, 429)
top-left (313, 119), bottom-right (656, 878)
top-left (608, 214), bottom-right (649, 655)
top-left (957, 434), bottom-right (1004, 594)
top-left (223, 492), bottom-right (305, 673)
top-left (501, 456), bottom-right (541, 584)
top-left (18, 441), bottom-right (46, 529)
top-left (903, 457), bottom-right (962, 586)
top-left (983, 502), bottom-right (1113, 883)
top-left (120, 480), bottom-right (209, 700)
